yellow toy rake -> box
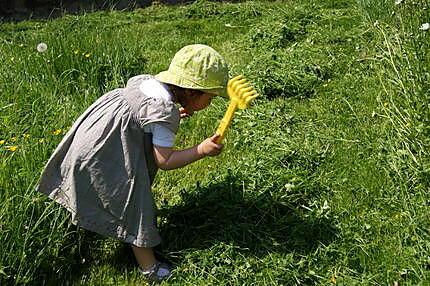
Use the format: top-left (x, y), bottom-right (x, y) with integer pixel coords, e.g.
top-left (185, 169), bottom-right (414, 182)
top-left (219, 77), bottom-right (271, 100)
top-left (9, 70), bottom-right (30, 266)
top-left (215, 75), bottom-right (258, 144)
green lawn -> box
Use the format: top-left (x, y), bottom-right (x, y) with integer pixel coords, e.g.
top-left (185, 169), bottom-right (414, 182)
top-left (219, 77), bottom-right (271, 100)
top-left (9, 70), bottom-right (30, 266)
top-left (0, 0), bottom-right (428, 285)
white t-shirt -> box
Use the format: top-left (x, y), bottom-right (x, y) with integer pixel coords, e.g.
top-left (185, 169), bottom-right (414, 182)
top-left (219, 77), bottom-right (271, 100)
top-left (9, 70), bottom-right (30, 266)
top-left (140, 79), bottom-right (176, 148)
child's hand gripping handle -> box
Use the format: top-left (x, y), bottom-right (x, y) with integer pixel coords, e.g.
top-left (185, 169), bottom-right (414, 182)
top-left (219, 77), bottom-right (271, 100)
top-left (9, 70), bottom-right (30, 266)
top-left (215, 75), bottom-right (258, 144)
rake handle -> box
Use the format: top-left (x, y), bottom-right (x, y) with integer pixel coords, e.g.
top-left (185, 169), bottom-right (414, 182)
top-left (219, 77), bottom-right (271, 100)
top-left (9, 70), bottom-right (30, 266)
top-left (215, 100), bottom-right (238, 144)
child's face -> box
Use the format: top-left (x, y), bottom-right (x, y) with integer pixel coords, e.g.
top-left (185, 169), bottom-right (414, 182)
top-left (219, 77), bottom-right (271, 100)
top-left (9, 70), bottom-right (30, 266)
top-left (182, 90), bottom-right (215, 116)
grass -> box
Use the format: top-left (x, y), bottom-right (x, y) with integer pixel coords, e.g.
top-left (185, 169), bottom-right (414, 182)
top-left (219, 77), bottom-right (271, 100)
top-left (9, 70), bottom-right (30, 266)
top-left (0, 0), bottom-right (429, 285)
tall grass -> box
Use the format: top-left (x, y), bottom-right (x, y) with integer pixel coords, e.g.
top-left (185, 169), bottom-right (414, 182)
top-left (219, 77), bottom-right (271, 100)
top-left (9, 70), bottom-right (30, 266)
top-left (358, 0), bottom-right (430, 283)
top-left (359, 0), bottom-right (429, 179)
top-left (358, 0), bottom-right (429, 219)
top-left (361, 1), bottom-right (430, 177)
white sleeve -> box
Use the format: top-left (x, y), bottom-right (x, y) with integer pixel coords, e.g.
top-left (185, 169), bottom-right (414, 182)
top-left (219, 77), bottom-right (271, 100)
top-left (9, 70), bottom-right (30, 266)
top-left (144, 123), bottom-right (176, 148)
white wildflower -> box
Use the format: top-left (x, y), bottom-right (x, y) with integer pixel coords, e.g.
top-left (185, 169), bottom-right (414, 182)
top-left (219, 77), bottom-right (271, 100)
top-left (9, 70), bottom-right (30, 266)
top-left (285, 183), bottom-right (295, 191)
top-left (36, 42), bottom-right (47, 53)
top-left (419, 23), bottom-right (429, 31)
top-left (395, 0), bottom-right (402, 5)
top-left (373, 20), bottom-right (379, 27)
top-left (322, 200), bottom-right (330, 210)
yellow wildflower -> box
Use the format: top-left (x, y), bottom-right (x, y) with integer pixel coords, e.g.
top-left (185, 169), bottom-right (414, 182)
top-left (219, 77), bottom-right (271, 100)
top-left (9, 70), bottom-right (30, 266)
top-left (23, 133), bottom-right (30, 139)
top-left (330, 274), bottom-right (337, 284)
top-left (0, 140), bottom-right (5, 145)
top-left (74, 49), bottom-right (80, 55)
top-left (383, 102), bottom-right (389, 107)
top-left (52, 129), bottom-right (62, 136)
top-left (39, 138), bottom-right (45, 143)
top-left (11, 137), bottom-right (17, 142)
top-left (85, 53), bottom-right (91, 58)
top-left (6, 146), bottom-right (18, 152)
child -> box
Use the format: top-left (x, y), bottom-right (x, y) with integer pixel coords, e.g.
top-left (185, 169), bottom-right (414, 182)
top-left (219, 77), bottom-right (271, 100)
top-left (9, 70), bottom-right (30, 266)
top-left (36, 44), bottom-right (228, 281)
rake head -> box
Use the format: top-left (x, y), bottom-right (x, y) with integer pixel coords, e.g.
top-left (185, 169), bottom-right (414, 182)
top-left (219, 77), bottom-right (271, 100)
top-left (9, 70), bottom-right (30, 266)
top-left (227, 75), bottom-right (258, 109)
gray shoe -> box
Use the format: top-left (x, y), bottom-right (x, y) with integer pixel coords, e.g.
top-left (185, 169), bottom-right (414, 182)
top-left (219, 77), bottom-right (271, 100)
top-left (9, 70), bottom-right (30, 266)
top-left (138, 261), bottom-right (172, 282)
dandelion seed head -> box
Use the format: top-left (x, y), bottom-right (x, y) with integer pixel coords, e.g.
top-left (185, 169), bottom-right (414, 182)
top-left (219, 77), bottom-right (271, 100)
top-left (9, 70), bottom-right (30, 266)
top-left (419, 23), bottom-right (429, 31)
top-left (37, 42), bottom-right (48, 53)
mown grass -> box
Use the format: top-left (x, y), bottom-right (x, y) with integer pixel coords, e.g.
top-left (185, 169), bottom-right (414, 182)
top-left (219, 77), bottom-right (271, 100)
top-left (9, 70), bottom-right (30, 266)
top-left (0, 0), bottom-right (429, 285)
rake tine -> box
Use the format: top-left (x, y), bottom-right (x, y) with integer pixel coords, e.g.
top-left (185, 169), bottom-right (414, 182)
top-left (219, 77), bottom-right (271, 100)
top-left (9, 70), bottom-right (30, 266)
top-left (215, 75), bottom-right (258, 143)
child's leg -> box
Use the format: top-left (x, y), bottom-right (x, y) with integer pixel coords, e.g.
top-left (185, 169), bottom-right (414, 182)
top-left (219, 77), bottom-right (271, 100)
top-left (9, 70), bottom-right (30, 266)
top-left (132, 245), bottom-right (157, 270)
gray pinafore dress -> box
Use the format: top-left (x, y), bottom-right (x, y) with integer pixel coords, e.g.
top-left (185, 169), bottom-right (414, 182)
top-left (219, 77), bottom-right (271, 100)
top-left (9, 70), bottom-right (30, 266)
top-left (36, 75), bottom-right (180, 247)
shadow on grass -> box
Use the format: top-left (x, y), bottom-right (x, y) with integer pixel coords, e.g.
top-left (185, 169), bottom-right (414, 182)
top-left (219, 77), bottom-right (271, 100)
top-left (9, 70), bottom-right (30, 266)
top-left (104, 174), bottom-right (338, 270)
top-left (33, 224), bottom-right (138, 285)
top-left (157, 175), bottom-right (338, 260)
top-left (32, 226), bottom-right (102, 285)
top-left (32, 173), bottom-right (337, 284)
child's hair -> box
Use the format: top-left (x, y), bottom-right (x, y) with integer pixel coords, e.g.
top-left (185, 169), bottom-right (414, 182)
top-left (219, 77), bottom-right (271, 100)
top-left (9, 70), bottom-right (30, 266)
top-left (166, 84), bottom-right (205, 102)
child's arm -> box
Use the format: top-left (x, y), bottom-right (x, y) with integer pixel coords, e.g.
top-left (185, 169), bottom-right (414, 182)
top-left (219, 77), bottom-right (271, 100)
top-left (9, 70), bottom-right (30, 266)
top-left (153, 134), bottom-right (223, 170)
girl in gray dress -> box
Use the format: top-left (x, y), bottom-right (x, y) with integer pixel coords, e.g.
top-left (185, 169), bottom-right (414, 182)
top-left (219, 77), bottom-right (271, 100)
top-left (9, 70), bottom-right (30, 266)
top-left (36, 44), bottom-right (228, 281)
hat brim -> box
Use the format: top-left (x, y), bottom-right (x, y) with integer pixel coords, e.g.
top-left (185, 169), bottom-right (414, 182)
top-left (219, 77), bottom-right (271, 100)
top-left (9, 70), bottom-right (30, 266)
top-left (155, 71), bottom-right (227, 98)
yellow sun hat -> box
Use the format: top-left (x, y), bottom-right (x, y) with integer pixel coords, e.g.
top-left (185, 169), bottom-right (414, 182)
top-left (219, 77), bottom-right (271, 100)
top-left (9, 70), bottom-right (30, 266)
top-left (155, 44), bottom-right (229, 97)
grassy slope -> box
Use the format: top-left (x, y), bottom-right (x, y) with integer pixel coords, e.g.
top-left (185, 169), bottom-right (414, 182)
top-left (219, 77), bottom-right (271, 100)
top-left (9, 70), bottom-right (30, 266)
top-left (0, 0), bottom-right (428, 285)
